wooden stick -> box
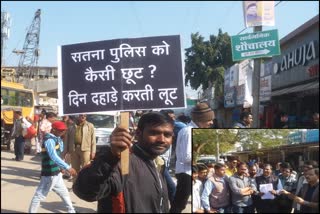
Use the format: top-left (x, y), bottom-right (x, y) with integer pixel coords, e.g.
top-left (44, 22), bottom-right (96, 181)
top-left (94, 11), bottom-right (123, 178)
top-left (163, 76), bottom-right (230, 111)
top-left (120, 112), bottom-right (130, 175)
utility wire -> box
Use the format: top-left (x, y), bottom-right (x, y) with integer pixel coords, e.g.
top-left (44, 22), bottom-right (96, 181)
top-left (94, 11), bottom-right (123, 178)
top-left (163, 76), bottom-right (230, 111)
top-left (237, 1), bottom-right (283, 35)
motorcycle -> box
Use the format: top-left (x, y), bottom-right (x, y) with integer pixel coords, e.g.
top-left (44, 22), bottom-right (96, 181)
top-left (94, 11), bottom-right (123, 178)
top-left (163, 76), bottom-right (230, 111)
top-left (1, 126), bottom-right (11, 150)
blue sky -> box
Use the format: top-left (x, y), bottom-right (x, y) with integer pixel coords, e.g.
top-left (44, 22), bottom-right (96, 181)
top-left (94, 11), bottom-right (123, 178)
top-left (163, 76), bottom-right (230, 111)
top-left (1, 1), bottom-right (319, 97)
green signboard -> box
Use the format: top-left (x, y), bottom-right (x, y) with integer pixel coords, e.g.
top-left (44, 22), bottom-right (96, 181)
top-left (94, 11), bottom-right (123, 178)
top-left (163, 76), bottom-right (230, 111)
top-left (231, 29), bottom-right (280, 61)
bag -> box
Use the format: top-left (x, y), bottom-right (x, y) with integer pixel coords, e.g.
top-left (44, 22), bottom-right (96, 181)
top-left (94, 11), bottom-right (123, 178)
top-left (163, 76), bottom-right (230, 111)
top-left (22, 118), bottom-right (37, 139)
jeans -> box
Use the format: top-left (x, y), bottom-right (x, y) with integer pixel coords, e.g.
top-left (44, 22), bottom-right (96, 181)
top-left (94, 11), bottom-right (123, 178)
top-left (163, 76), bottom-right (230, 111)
top-left (29, 173), bottom-right (75, 213)
top-left (164, 167), bottom-right (176, 204)
top-left (14, 136), bottom-right (25, 160)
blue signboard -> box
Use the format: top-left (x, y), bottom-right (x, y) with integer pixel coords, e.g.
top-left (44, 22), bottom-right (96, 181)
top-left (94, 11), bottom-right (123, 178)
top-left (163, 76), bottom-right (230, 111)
top-left (305, 129), bottom-right (319, 143)
top-left (287, 131), bottom-right (303, 145)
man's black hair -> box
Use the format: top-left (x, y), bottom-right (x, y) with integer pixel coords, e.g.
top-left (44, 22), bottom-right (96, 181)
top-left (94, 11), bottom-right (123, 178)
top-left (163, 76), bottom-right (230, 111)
top-left (214, 162), bottom-right (226, 170)
top-left (196, 163), bottom-right (208, 171)
top-left (240, 111), bottom-right (252, 121)
top-left (137, 112), bottom-right (174, 132)
top-left (192, 165), bottom-right (198, 173)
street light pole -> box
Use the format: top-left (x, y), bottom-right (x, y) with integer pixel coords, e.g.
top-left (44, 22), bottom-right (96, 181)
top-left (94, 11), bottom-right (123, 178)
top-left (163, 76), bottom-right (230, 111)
top-left (252, 26), bottom-right (262, 128)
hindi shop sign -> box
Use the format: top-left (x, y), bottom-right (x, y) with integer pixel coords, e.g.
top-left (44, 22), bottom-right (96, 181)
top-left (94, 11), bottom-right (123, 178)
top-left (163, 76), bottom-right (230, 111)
top-left (58, 35), bottom-right (186, 115)
top-left (231, 29), bottom-right (280, 62)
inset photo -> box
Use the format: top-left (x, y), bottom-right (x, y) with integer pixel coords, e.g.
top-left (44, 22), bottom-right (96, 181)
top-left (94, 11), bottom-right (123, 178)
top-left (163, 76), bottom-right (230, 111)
top-left (192, 129), bottom-right (319, 213)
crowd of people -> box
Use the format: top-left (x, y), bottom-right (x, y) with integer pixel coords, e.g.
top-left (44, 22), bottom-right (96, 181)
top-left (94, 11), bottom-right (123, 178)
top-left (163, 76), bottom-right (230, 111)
top-left (9, 102), bottom-right (215, 213)
top-left (193, 158), bottom-right (319, 213)
top-left (8, 101), bottom-right (319, 213)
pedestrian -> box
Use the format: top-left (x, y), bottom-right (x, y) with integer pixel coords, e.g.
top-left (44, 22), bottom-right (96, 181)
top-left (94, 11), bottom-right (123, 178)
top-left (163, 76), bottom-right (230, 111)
top-left (274, 111), bottom-right (289, 128)
top-left (170, 102), bottom-right (214, 213)
top-left (233, 111), bottom-right (253, 128)
top-left (61, 115), bottom-right (76, 180)
top-left (39, 112), bottom-right (57, 147)
top-left (11, 110), bottom-right (25, 161)
top-left (35, 109), bottom-right (46, 154)
top-left (196, 163), bottom-right (209, 186)
top-left (255, 164), bottom-right (283, 213)
top-left (277, 165), bottom-right (297, 213)
top-left (310, 112), bottom-right (319, 128)
top-left (249, 164), bottom-right (259, 213)
top-left (201, 162), bottom-right (231, 213)
top-left (225, 157), bottom-right (238, 177)
top-left (192, 165), bottom-right (204, 213)
top-left (73, 112), bottom-right (174, 213)
top-left (280, 168), bottom-right (319, 213)
top-left (228, 162), bottom-right (257, 213)
top-left (206, 163), bottom-right (215, 178)
top-left (293, 160), bottom-right (318, 213)
top-left (65, 114), bottom-right (96, 183)
top-left (28, 121), bottom-right (77, 213)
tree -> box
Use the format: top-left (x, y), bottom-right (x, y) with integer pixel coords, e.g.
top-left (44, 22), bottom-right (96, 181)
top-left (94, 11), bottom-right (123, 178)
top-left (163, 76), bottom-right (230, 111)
top-left (193, 129), bottom-right (238, 162)
top-left (184, 29), bottom-right (233, 98)
top-left (192, 129), bottom-right (292, 163)
top-left (236, 129), bottom-right (291, 150)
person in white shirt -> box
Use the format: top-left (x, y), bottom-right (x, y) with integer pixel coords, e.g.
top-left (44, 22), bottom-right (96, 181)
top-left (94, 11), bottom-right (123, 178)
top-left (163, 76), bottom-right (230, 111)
top-left (170, 102), bottom-right (214, 213)
top-left (192, 165), bottom-right (204, 213)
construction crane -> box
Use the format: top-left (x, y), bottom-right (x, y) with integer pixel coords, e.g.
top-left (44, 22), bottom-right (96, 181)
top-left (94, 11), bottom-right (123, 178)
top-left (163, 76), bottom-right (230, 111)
top-left (13, 9), bottom-right (41, 82)
top-left (1, 9), bottom-right (11, 67)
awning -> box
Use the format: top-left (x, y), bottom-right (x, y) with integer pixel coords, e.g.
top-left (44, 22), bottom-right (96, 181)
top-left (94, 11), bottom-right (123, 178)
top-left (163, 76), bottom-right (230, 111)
top-left (272, 81), bottom-right (319, 97)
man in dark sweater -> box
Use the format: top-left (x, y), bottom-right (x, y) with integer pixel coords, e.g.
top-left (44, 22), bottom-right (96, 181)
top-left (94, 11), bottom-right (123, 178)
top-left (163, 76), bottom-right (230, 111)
top-left (73, 112), bottom-right (174, 213)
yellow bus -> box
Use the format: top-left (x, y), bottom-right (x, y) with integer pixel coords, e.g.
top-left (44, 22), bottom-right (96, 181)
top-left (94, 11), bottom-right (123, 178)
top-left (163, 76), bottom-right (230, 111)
top-left (1, 80), bottom-right (35, 149)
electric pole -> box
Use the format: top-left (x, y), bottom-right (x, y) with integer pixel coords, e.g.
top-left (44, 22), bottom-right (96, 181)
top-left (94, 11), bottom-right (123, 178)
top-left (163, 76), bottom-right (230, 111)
top-left (252, 26), bottom-right (262, 128)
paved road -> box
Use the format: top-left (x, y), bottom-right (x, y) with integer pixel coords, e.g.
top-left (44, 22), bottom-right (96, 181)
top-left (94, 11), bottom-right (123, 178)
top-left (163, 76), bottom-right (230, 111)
top-left (1, 150), bottom-right (191, 213)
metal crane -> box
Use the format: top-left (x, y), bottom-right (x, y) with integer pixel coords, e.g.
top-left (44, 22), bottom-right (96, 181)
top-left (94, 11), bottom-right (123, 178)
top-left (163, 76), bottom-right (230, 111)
top-left (13, 9), bottom-right (41, 82)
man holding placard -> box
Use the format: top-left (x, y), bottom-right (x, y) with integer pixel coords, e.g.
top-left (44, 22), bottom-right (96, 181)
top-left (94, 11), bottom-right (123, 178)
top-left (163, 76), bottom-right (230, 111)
top-left (73, 112), bottom-right (174, 213)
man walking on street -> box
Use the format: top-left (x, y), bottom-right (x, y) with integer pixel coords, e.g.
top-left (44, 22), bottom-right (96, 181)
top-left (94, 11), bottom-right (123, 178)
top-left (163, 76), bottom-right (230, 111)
top-left (170, 102), bottom-right (214, 213)
top-left (65, 114), bottom-right (96, 182)
top-left (28, 121), bottom-right (77, 213)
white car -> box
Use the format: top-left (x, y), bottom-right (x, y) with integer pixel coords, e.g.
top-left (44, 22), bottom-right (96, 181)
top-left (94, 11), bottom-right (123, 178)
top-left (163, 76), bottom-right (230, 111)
top-left (86, 111), bottom-right (119, 153)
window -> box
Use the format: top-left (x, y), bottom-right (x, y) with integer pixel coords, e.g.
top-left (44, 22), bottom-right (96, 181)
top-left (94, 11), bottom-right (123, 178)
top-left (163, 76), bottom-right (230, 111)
top-left (86, 115), bottom-right (115, 128)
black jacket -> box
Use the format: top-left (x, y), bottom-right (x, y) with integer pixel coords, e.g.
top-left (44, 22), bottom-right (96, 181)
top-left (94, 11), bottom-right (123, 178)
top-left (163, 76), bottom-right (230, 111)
top-left (73, 144), bottom-right (169, 213)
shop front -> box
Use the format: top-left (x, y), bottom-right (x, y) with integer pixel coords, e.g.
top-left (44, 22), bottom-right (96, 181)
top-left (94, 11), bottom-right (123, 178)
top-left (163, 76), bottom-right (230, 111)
top-left (262, 15), bottom-right (319, 128)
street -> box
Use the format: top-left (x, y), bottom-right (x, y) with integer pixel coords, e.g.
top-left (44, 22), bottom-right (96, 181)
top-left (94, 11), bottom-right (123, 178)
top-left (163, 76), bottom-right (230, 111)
top-left (1, 149), bottom-right (191, 213)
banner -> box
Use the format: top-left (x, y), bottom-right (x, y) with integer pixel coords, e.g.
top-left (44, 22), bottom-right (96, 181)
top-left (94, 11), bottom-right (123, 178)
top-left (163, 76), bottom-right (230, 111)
top-left (243, 1), bottom-right (275, 28)
top-left (238, 59), bottom-right (253, 86)
top-left (260, 75), bottom-right (271, 101)
top-left (229, 64), bottom-right (239, 87)
top-left (58, 35), bottom-right (186, 115)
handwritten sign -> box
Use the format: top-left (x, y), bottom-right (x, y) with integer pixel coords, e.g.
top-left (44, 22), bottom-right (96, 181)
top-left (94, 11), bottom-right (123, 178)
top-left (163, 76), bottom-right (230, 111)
top-left (58, 35), bottom-right (186, 115)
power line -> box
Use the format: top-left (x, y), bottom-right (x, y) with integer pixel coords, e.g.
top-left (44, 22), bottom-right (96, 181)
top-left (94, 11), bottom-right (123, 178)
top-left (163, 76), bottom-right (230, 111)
top-left (237, 1), bottom-right (283, 35)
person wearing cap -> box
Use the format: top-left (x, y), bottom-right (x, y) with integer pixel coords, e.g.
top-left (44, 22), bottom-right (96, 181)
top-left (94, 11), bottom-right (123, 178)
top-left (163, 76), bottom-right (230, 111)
top-left (170, 102), bottom-right (214, 213)
top-left (28, 121), bottom-right (77, 213)
top-left (38, 112), bottom-right (57, 152)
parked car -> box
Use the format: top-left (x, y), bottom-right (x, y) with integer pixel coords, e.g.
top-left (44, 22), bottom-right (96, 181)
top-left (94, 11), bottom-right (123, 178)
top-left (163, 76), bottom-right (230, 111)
top-left (86, 111), bottom-right (119, 153)
top-left (197, 157), bottom-right (216, 165)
